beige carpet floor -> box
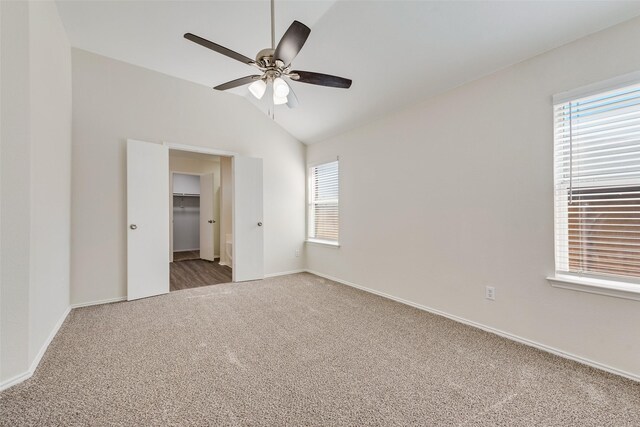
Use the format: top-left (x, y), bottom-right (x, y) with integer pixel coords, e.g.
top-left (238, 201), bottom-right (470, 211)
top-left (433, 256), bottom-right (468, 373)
top-left (1, 273), bottom-right (638, 426)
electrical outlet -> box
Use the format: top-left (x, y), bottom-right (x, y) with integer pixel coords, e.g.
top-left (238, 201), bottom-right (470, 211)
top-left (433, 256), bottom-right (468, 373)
top-left (294, 249), bottom-right (300, 258)
top-left (485, 286), bottom-right (496, 301)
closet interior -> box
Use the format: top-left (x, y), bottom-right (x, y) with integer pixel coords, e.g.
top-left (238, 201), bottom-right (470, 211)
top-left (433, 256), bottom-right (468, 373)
top-left (169, 149), bottom-right (233, 291)
top-left (173, 174), bottom-right (201, 261)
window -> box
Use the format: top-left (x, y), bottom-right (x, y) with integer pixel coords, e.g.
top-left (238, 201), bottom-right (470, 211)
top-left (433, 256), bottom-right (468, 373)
top-left (553, 80), bottom-right (640, 285)
top-left (308, 160), bottom-right (339, 244)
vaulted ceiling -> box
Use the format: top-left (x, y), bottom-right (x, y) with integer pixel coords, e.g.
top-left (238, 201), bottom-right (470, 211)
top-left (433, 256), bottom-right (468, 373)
top-left (56, 1), bottom-right (640, 143)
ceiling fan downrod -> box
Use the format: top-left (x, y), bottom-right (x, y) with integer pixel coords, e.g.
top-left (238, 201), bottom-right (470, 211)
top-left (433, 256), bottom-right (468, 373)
top-left (271, 0), bottom-right (276, 50)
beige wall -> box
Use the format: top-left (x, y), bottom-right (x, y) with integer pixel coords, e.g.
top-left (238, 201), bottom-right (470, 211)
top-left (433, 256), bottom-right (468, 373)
top-left (71, 49), bottom-right (306, 305)
top-left (1, 0), bottom-right (71, 385)
top-left (28, 0), bottom-right (72, 366)
top-left (220, 157), bottom-right (233, 266)
top-left (306, 16), bottom-right (640, 377)
top-left (1, 0), bottom-right (31, 383)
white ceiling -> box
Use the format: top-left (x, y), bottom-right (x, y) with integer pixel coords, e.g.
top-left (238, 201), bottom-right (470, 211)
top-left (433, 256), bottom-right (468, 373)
top-left (56, 1), bottom-right (640, 144)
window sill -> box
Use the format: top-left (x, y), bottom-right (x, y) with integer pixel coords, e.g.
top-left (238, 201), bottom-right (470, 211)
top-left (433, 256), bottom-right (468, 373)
top-left (305, 239), bottom-right (340, 248)
top-left (547, 274), bottom-right (640, 301)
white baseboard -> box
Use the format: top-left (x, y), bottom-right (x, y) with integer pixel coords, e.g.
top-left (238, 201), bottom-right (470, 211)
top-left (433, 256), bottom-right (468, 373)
top-left (71, 296), bottom-right (126, 309)
top-left (28, 306), bottom-right (71, 374)
top-left (305, 269), bottom-right (640, 383)
top-left (0, 370), bottom-right (33, 392)
top-left (2, 296), bottom-right (126, 391)
top-left (0, 305), bottom-right (71, 391)
top-left (264, 269), bottom-right (306, 278)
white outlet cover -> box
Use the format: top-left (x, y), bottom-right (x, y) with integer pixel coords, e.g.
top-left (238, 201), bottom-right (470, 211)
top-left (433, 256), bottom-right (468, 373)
top-left (485, 286), bottom-right (496, 301)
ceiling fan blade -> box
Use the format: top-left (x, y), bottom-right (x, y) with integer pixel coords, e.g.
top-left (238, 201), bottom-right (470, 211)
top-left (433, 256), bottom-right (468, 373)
top-left (290, 71), bottom-right (352, 89)
top-left (184, 33), bottom-right (254, 65)
top-left (286, 84), bottom-right (299, 109)
top-left (214, 75), bottom-right (261, 91)
top-left (274, 21), bottom-right (310, 66)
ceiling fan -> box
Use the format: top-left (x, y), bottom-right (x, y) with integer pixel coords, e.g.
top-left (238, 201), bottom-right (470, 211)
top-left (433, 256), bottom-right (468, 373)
top-left (183, 0), bottom-right (352, 108)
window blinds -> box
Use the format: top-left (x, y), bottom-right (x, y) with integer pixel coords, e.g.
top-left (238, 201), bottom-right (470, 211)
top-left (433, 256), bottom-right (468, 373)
top-left (554, 81), bottom-right (640, 282)
top-left (309, 161), bottom-right (339, 242)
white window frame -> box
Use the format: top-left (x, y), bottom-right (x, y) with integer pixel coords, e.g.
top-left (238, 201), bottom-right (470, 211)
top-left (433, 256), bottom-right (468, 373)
top-left (306, 159), bottom-right (340, 247)
top-left (547, 71), bottom-right (640, 301)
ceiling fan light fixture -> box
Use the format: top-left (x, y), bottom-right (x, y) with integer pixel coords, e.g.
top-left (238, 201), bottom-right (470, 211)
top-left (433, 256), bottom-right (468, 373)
top-left (248, 79), bottom-right (267, 99)
top-left (273, 77), bottom-right (290, 98)
top-left (273, 93), bottom-right (288, 105)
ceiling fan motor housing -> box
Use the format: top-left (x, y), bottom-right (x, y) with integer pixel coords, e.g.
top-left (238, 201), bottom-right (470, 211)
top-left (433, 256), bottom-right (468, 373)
top-left (256, 48), bottom-right (289, 82)
top-left (256, 48), bottom-right (275, 65)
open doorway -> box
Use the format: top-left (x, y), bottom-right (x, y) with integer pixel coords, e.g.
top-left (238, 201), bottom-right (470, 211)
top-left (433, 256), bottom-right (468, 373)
top-left (127, 139), bottom-right (263, 301)
top-left (169, 149), bottom-right (233, 291)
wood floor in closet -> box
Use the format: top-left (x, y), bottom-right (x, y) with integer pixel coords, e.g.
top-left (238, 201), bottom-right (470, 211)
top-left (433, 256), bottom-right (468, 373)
top-left (170, 258), bottom-right (232, 291)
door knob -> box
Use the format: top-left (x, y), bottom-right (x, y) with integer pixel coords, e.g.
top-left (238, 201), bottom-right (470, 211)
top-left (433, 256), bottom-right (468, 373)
top-left (257, 222), bottom-right (263, 227)
top-left (130, 224), bottom-right (137, 230)
top-left (208, 220), bottom-right (215, 224)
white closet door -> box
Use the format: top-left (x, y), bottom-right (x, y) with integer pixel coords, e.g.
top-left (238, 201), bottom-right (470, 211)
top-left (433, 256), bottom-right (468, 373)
top-left (233, 156), bottom-right (264, 282)
top-left (200, 173), bottom-right (215, 261)
top-left (127, 139), bottom-right (170, 300)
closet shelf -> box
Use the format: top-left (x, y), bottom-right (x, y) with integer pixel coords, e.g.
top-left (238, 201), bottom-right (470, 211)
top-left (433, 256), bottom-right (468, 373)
top-left (173, 193), bottom-right (200, 197)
